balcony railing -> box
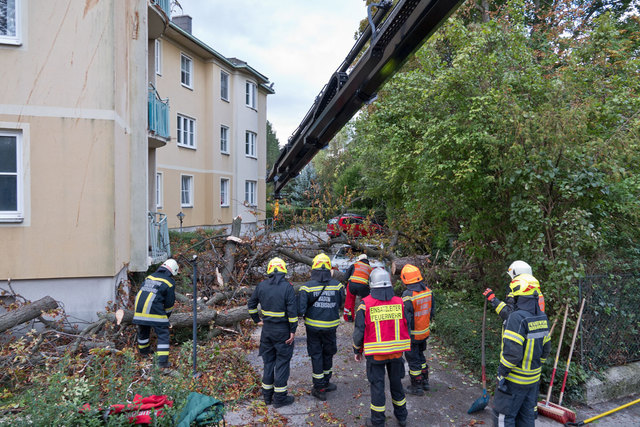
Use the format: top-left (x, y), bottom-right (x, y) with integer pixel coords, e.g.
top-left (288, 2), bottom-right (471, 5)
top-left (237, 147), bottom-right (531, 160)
top-left (149, 211), bottom-right (171, 264)
top-left (148, 84), bottom-right (170, 139)
top-left (151, 0), bottom-right (170, 17)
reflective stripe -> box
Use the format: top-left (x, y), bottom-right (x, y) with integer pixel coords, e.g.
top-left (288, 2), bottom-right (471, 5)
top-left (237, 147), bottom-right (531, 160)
top-left (370, 403), bottom-right (385, 412)
top-left (133, 313), bottom-right (169, 323)
top-left (312, 372), bottom-right (324, 379)
top-left (157, 344), bottom-right (169, 350)
top-left (305, 318), bottom-right (340, 328)
top-left (392, 398), bottom-right (406, 406)
top-left (274, 386), bottom-right (287, 393)
top-left (157, 351), bottom-right (169, 356)
top-left (506, 372), bottom-right (540, 384)
top-left (262, 383), bottom-right (273, 390)
top-left (527, 331), bottom-right (547, 339)
top-left (496, 301), bottom-right (506, 314)
top-left (323, 369), bottom-right (332, 375)
top-left (138, 343), bottom-right (150, 349)
top-left (289, 317), bottom-right (298, 323)
top-left (421, 363), bottom-right (427, 369)
top-left (165, 307), bottom-right (173, 313)
top-left (300, 284), bottom-right (344, 292)
top-left (248, 308), bottom-right (258, 314)
top-left (137, 338), bottom-right (150, 344)
top-left (411, 291), bottom-right (432, 301)
top-left (148, 275), bottom-right (173, 288)
top-left (524, 339), bottom-right (534, 371)
top-left (409, 369), bottom-right (422, 376)
top-left (503, 330), bottom-right (524, 345)
top-left (498, 413), bottom-right (506, 427)
top-left (363, 340), bottom-right (411, 354)
top-left (261, 310), bottom-right (285, 317)
top-left (402, 296), bottom-right (411, 302)
top-left (142, 293), bottom-right (155, 316)
top-left (411, 326), bottom-right (430, 335)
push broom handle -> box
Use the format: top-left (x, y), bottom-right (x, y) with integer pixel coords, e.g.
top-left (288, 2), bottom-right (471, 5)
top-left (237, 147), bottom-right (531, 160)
top-left (546, 304), bottom-right (569, 404)
top-left (558, 298), bottom-right (586, 406)
top-left (481, 299), bottom-right (486, 389)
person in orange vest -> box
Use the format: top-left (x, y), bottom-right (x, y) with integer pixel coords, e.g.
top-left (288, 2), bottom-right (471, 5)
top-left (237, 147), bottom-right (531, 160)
top-left (343, 254), bottom-right (372, 322)
top-left (353, 268), bottom-right (411, 427)
top-left (483, 261), bottom-right (545, 323)
top-left (400, 264), bottom-right (435, 396)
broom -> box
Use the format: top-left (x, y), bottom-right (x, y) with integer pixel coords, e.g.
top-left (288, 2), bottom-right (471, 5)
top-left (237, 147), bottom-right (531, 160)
top-left (467, 299), bottom-right (490, 413)
top-left (538, 304), bottom-right (569, 421)
top-left (539, 298), bottom-right (586, 424)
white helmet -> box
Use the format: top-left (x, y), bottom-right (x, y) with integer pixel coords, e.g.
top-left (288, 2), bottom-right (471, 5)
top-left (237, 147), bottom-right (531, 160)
top-left (161, 258), bottom-right (179, 276)
top-left (369, 268), bottom-right (392, 289)
top-left (357, 254), bottom-right (368, 262)
top-left (507, 260), bottom-right (531, 280)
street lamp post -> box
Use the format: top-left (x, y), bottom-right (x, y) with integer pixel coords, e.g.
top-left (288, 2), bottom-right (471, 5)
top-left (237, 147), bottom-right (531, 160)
top-left (177, 211), bottom-right (185, 232)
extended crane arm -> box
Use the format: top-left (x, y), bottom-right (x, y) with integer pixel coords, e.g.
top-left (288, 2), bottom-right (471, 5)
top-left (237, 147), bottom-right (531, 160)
top-left (267, 0), bottom-right (464, 197)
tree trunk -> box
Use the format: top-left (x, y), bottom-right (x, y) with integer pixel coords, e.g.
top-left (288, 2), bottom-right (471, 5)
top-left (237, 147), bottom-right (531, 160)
top-left (222, 216), bottom-right (243, 285)
top-left (0, 296), bottom-right (58, 333)
top-left (99, 306), bottom-right (250, 329)
top-left (391, 255), bottom-right (431, 276)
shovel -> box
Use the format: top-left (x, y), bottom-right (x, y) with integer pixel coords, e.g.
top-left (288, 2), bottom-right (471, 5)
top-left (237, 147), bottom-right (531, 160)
top-left (468, 298), bottom-right (490, 413)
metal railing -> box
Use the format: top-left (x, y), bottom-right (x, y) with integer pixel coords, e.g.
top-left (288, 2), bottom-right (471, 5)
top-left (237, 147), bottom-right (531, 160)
top-left (151, 0), bottom-right (170, 16)
top-left (149, 211), bottom-right (171, 264)
top-left (578, 273), bottom-right (640, 371)
top-left (148, 84), bottom-right (170, 139)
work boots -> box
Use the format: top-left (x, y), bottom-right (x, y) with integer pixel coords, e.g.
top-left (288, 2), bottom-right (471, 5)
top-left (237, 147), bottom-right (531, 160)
top-left (273, 395), bottom-right (295, 408)
top-left (407, 376), bottom-right (424, 396)
top-left (311, 387), bottom-right (327, 401)
top-left (422, 367), bottom-right (430, 391)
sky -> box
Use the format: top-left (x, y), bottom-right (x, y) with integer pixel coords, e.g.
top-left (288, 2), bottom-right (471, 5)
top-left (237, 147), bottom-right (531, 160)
top-left (174, 0), bottom-right (369, 146)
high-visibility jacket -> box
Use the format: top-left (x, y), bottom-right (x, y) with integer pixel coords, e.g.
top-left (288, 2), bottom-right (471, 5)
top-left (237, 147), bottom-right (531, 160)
top-left (361, 295), bottom-right (411, 356)
top-left (402, 283), bottom-right (433, 341)
top-left (349, 261), bottom-right (372, 285)
top-left (132, 267), bottom-right (175, 327)
top-left (499, 296), bottom-right (551, 385)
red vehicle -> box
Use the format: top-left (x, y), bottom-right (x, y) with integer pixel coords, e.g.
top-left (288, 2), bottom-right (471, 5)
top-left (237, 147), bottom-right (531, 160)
top-left (326, 213), bottom-right (384, 238)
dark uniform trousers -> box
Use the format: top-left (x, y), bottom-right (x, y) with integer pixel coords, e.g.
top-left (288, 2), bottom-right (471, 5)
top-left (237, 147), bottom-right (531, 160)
top-left (367, 357), bottom-right (408, 426)
top-left (492, 381), bottom-right (538, 427)
top-left (306, 327), bottom-right (337, 389)
top-left (137, 324), bottom-right (170, 366)
top-left (405, 339), bottom-right (428, 379)
top-left (260, 324), bottom-right (294, 403)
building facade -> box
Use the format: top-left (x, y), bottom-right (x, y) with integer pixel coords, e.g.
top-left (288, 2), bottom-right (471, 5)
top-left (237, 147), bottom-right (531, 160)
top-left (0, 1), bottom-right (271, 322)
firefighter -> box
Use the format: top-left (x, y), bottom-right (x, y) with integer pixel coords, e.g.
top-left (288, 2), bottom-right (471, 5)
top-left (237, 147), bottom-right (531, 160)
top-left (247, 257), bottom-right (298, 408)
top-left (353, 268), bottom-right (411, 427)
top-left (343, 254), bottom-right (372, 322)
top-left (483, 260), bottom-right (545, 323)
top-left (400, 264), bottom-right (435, 395)
top-left (492, 277), bottom-right (551, 426)
top-left (298, 253), bottom-right (345, 401)
top-left (132, 258), bottom-right (178, 368)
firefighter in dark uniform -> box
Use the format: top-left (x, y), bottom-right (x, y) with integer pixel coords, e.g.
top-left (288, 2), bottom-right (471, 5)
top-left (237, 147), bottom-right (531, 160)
top-left (492, 279), bottom-right (551, 427)
top-left (343, 254), bottom-right (372, 322)
top-left (298, 253), bottom-right (345, 401)
top-left (353, 268), bottom-right (411, 427)
top-left (400, 264), bottom-right (435, 395)
top-left (132, 258), bottom-right (178, 368)
top-left (483, 260), bottom-right (545, 323)
top-left (247, 257), bottom-right (298, 408)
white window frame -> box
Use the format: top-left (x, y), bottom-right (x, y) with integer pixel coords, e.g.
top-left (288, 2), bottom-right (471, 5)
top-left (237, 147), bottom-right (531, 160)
top-left (220, 71), bottom-right (229, 101)
top-left (244, 180), bottom-right (256, 207)
top-left (245, 131), bottom-right (256, 158)
top-left (155, 39), bottom-right (162, 76)
top-left (156, 172), bottom-right (163, 209)
top-left (180, 53), bottom-right (193, 88)
top-left (0, 0), bottom-right (21, 46)
top-left (245, 81), bottom-right (257, 109)
top-left (180, 174), bottom-right (194, 208)
top-left (0, 129), bottom-right (23, 222)
top-left (220, 178), bottom-right (229, 207)
top-left (220, 125), bottom-right (229, 154)
top-left (177, 114), bottom-right (196, 149)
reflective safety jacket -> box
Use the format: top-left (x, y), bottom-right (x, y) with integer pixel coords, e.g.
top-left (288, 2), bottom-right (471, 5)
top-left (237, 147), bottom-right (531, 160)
top-left (298, 269), bottom-right (345, 330)
top-left (348, 261), bottom-right (372, 285)
top-left (247, 272), bottom-right (298, 333)
top-left (402, 281), bottom-right (435, 341)
top-left (492, 274), bottom-right (545, 322)
top-left (133, 267), bottom-right (176, 327)
top-left (357, 294), bottom-right (411, 356)
top-left (499, 296), bottom-right (551, 385)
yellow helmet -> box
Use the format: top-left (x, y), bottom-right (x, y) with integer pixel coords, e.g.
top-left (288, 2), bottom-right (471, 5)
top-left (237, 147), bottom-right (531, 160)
top-left (267, 257), bottom-right (287, 275)
top-left (509, 275), bottom-right (541, 297)
top-left (312, 253), bottom-right (331, 270)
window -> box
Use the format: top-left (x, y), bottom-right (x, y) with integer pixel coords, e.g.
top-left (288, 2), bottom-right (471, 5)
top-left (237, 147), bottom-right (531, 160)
top-left (245, 81), bottom-right (257, 109)
top-left (0, 130), bottom-right (22, 221)
top-left (244, 180), bottom-right (256, 206)
top-left (220, 125), bottom-right (229, 154)
top-left (177, 114), bottom-right (196, 148)
top-left (156, 172), bottom-right (163, 209)
top-left (245, 131), bottom-right (256, 158)
top-left (155, 39), bottom-right (162, 75)
top-left (220, 71), bottom-right (229, 101)
top-left (180, 53), bottom-right (193, 88)
top-left (0, 0), bottom-right (20, 45)
top-left (181, 175), bottom-right (193, 207)
top-left (220, 178), bottom-right (229, 207)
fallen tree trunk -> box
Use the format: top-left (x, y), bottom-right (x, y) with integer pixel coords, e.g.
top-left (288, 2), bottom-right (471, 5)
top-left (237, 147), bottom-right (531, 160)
top-left (391, 255), bottom-right (431, 275)
top-left (99, 306), bottom-right (250, 329)
top-left (0, 296), bottom-right (58, 333)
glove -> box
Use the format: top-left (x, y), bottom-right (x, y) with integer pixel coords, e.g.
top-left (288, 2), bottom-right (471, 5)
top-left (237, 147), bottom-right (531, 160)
top-left (497, 375), bottom-right (510, 394)
top-left (483, 288), bottom-right (495, 301)
top-left (343, 314), bottom-right (353, 322)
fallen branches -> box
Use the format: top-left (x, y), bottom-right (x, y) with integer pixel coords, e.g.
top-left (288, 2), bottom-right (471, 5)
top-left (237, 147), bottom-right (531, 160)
top-left (0, 296), bottom-right (58, 333)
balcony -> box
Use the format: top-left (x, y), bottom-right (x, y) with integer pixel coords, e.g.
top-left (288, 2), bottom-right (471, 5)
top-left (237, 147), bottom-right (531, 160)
top-left (149, 211), bottom-right (171, 264)
top-left (149, 0), bottom-right (170, 39)
top-left (148, 84), bottom-right (170, 148)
